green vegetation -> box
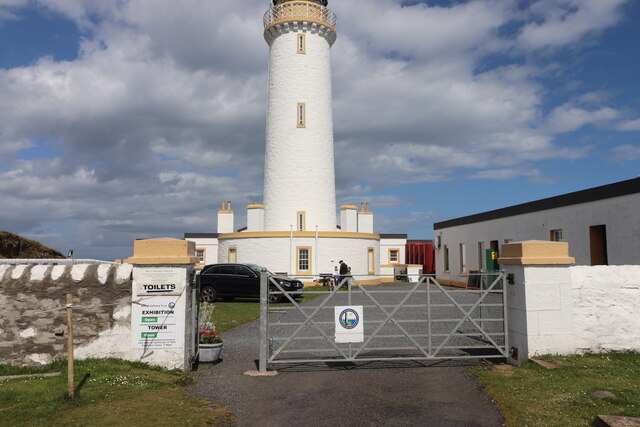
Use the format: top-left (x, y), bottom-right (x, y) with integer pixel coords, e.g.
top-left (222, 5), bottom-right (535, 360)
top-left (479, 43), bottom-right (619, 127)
top-left (473, 353), bottom-right (640, 426)
top-left (0, 231), bottom-right (64, 259)
top-left (210, 285), bottom-right (328, 333)
top-left (0, 358), bottom-right (236, 427)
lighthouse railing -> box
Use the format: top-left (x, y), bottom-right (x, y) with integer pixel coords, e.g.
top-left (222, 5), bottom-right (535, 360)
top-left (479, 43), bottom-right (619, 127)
top-left (264, 1), bottom-right (337, 30)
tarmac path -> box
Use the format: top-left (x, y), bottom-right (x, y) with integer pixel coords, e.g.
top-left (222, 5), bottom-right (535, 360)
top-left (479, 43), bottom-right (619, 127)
top-left (187, 285), bottom-right (505, 427)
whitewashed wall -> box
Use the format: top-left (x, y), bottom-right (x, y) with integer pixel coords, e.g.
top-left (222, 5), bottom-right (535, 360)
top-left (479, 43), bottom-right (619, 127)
top-left (436, 192), bottom-right (640, 276)
top-left (570, 265), bottom-right (640, 352)
top-left (218, 236), bottom-right (379, 278)
top-left (505, 263), bottom-right (640, 363)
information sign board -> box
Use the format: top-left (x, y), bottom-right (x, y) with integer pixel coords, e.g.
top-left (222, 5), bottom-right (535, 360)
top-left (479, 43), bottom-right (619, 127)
top-left (334, 305), bottom-right (364, 343)
top-left (132, 296), bottom-right (183, 349)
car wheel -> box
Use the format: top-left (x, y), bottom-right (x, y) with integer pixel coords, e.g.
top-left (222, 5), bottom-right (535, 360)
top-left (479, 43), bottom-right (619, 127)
top-left (268, 287), bottom-right (283, 304)
top-left (201, 285), bottom-right (218, 303)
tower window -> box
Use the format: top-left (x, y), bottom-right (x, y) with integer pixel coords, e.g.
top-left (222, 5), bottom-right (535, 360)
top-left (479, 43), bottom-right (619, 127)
top-left (297, 103), bottom-right (306, 128)
top-left (297, 211), bottom-right (306, 231)
top-left (297, 33), bottom-right (306, 54)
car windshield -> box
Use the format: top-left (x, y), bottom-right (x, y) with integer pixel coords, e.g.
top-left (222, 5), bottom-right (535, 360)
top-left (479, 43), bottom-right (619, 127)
top-left (246, 264), bottom-right (275, 276)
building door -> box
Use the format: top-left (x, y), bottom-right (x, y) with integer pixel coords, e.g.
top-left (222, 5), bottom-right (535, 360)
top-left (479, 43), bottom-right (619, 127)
top-left (589, 225), bottom-right (608, 266)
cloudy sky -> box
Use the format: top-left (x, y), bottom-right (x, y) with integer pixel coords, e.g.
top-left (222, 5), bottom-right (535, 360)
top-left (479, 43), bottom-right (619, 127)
top-left (0, 0), bottom-right (638, 260)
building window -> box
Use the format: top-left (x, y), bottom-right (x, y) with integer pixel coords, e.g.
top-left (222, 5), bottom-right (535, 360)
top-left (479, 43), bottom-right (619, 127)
top-left (297, 33), bottom-right (306, 54)
top-left (550, 229), bottom-right (563, 242)
top-left (297, 247), bottom-right (311, 274)
top-left (297, 103), bottom-right (306, 128)
top-left (196, 248), bottom-right (206, 265)
top-left (228, 247), bottom-right (237, 263)
top-left (443, 245), bottom-right (450, 272)
top-left (297, 211), bottom-right (306, 231)
top-left (368, 247), bottom-right (375, 275)
top-left (389, 249), bottom-right (399, 263)
top-left (459, 243), bottom-right (466, 273)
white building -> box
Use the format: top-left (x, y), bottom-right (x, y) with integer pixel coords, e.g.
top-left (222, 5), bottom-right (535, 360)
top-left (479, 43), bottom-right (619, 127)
top-left (186, 1), bottom-right (410, 282)
top-left (433, 178), bottom-right (640, 286)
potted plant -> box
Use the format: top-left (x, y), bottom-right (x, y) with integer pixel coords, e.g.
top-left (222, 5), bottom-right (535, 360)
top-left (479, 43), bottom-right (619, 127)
top-left (199, 302), bottom-right (223, 363)
top-left (199, 329), bottom-right (223, 363)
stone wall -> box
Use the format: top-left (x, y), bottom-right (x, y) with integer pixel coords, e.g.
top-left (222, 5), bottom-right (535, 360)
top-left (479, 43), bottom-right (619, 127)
top-left (570, 265), bottom-right (640, 353)
top-left (0, 263), bottom-right (132, 365)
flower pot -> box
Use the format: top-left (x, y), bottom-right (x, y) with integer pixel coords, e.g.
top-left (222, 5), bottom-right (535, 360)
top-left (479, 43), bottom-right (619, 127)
top-left (199, 342), bottom-right (223, 363)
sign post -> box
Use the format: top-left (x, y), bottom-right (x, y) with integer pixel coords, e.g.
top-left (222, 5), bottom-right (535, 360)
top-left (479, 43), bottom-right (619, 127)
top-left (125, 238), bottom-right (199, 371)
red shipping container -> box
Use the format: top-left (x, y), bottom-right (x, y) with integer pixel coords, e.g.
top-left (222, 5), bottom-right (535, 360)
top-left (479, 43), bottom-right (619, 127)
top-left (405, 242), bottom-right (435, 274)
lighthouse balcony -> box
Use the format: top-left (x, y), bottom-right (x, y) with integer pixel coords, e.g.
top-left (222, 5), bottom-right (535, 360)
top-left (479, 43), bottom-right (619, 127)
top-left (264, 1), bottom-right (337, 31)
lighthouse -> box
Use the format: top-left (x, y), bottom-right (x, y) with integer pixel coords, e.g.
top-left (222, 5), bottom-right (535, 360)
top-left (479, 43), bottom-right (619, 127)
top-left (185, 1), bottom-right (407, 282)
top-left (263, 0), bottom-right (338, 232)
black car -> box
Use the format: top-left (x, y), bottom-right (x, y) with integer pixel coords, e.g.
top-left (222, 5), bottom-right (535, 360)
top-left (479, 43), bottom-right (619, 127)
top-left (198, 263), bottom-right (304, 303)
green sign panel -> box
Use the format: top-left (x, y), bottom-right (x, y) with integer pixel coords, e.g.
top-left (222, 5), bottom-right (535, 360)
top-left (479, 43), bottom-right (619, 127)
top-left (141, 332), bottom-right (158, 339)
top-left (142, 317), bottom-right (158, 323)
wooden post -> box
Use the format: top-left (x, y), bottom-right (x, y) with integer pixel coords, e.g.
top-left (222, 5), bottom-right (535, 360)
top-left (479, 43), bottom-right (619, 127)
top-left (66, 293), bottom-right (75, 398)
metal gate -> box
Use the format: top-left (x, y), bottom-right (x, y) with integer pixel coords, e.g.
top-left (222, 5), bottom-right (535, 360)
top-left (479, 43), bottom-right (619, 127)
top-left (258, 272), bottom-right (508, 371)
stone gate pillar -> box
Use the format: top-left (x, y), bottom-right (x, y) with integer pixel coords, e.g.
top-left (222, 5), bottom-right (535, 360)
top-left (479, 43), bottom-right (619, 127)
top-left (125, 238), bottom-right (199, 371)
top-left (499, 240), bottom-right (576, 365)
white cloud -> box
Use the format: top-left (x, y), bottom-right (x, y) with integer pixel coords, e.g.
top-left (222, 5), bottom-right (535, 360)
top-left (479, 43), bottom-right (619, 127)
top-left (545, 105), bottom-right (620, 133)
top-left (518, 0), bottom-right (627, 50)
top-left (611, 144), bottom-right (640, 161)
top-left (616, 118), bottom-right (640, 131)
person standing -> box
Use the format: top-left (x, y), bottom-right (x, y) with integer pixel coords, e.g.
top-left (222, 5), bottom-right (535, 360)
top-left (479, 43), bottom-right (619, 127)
top-left (339, 260), bottom-right (349, 285)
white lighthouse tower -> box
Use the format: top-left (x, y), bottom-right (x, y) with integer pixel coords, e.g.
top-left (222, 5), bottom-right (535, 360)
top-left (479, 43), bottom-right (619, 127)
top-left (263, 0), bottom-right (337, 232)
top-left (186, 0), bottom-right (395, 282)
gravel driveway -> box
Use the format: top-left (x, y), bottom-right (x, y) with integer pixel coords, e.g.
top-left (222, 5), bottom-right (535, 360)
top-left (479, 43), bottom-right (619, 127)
top-left (187, 282), bottom-right (505, 427)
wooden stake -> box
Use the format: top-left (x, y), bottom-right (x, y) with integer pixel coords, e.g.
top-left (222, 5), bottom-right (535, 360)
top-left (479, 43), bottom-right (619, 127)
top-left (66, 293), bottom-right (75, 398)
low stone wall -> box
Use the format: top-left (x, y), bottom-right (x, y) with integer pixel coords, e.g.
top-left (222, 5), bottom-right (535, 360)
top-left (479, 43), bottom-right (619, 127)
top-left (0, 263), bottom-right (132, 365)
top-left (571, 265), bottom-right (640, 353)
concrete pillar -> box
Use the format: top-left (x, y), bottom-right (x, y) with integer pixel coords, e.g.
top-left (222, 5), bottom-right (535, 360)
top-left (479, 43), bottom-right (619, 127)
top-left (339, 204), bottom-right (357, 232)
top-left (246, 204), bottom-right (265, 232)
top-left (499, 240), bottom-right (576, 365)
top-left (125, 238), bottom-right (200, 371)
top-left (357, 202), bottom-right (373, 233)
top-left (218, 201), bottom-right (234, 233)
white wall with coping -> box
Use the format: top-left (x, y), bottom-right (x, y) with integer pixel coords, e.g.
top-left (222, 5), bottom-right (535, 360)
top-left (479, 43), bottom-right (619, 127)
top-left (435, 192), bottom-right (640, 277)
top-left (504, 263), bottom-right (640, 364)
top-left (218, 236), bottom-right (379, 278)
top-left (263, 26), bottom-right (337, 231)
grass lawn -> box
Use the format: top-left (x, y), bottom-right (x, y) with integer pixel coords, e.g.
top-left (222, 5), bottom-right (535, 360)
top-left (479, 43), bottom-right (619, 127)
top-left (209, 285), bottom-right (329, 333)
top-left (472, 352), bottom-right (640, 426)
top-left (0, 358), bottom-right (236, 427)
